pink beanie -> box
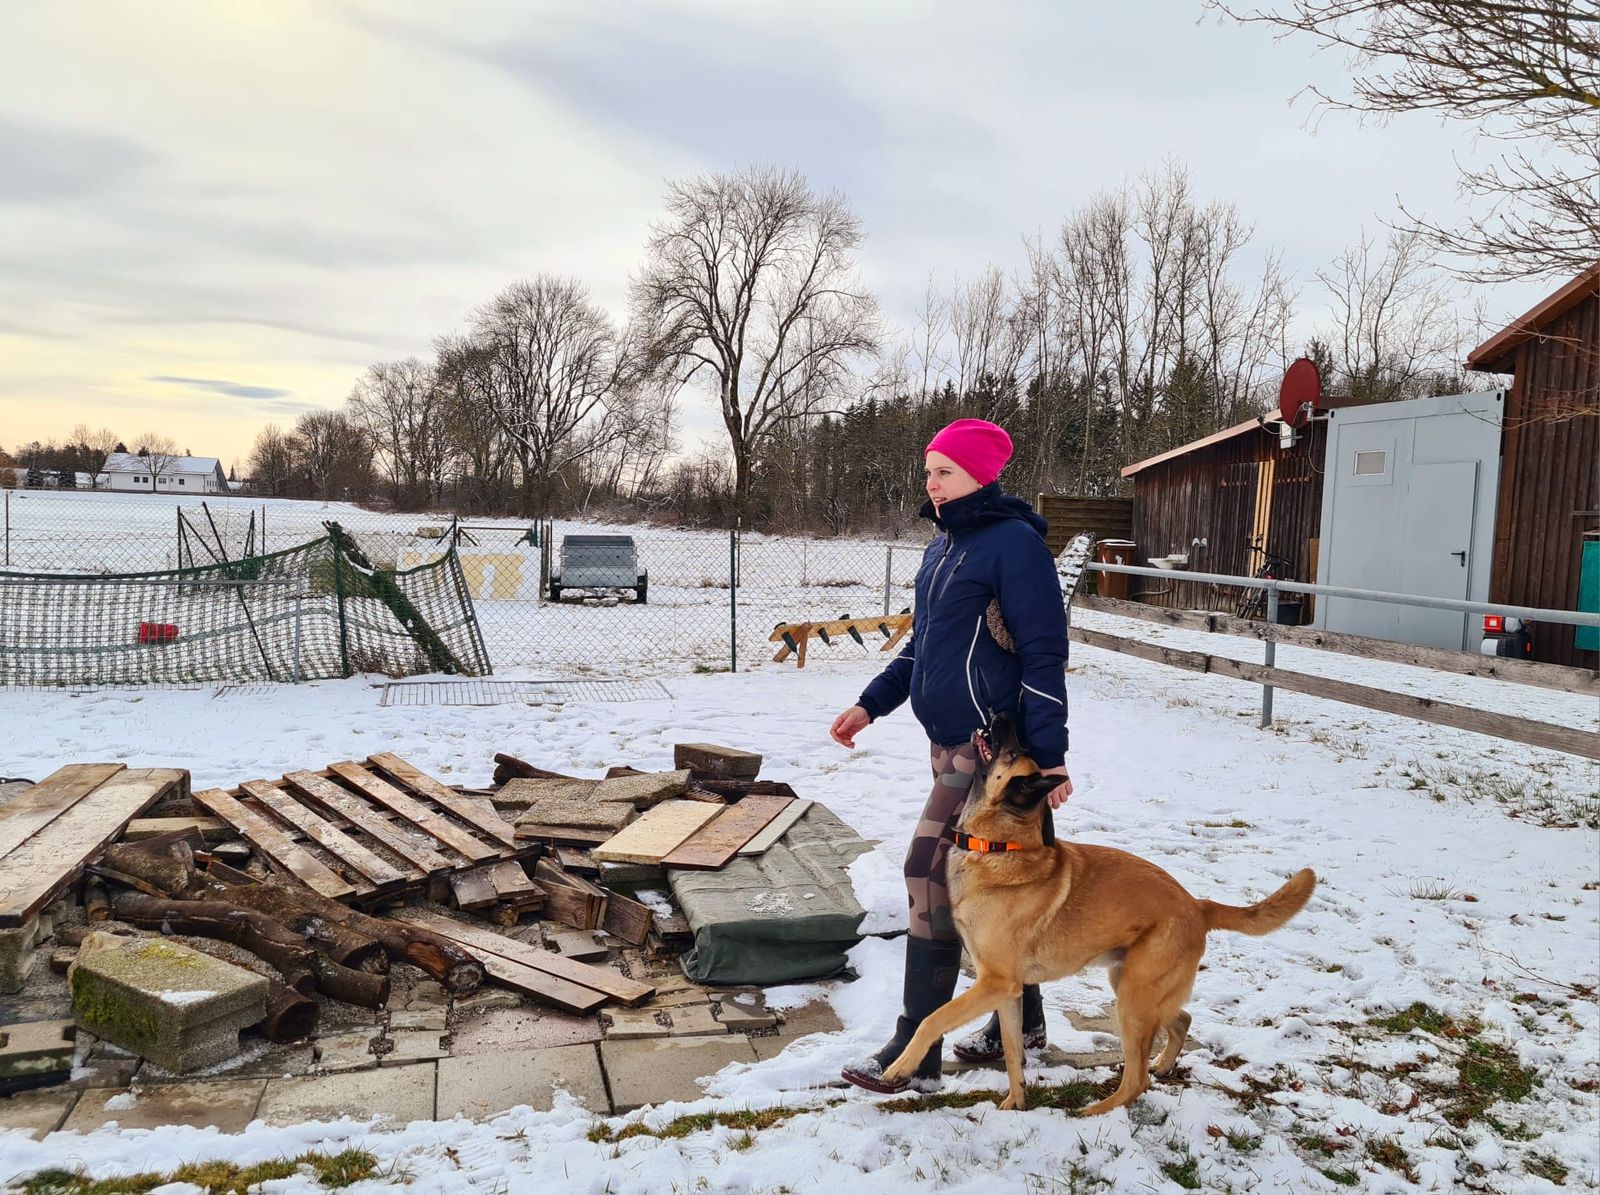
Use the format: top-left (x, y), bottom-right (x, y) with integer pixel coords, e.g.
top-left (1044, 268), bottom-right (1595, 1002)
top-left (925, 419), bottom-right (1013, 486)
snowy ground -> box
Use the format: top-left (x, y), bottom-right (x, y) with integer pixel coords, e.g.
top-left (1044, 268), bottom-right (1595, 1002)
top-left (1, 631), bottom-right (1596, 1192)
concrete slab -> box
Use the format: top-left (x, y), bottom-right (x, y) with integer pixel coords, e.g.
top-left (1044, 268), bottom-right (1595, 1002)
top-left (0, 1088), bottom-right (79, 1137)
top-left (603, 1009), bottom-right (669, 1041)
top-left (450, 1008), bottom-right (602, 1055)
top-left (381, 1031), bottom-right (446, 1065)
top-left (0, 1019), bottom-right (77, 1089)
top-left (437, 1043), bottom-right (607, 1118)
top-left (312, 1031), bottom-right (377, 1073)
top-left (594, 770), bottom-right (690, 809)
top-left (775, 1000), bottom-right (844, 1038)
top-left (388, 1008), bottom-right (448, 1032)
top-left (493, 777), bottom-right (598, 813)
top-left (0, 918), bottom-right (40, 995)
top-left (666, 1004), bottom-right (727, 1037)
top-left (714, 1002), bottom-right (779, 1032)
top-left (256, 1063), bottom-right (436, 1126)
top-left (62, 1079), bottom-right (266, 1134)
top-left (601, 1036), bottom-right (758, 1112)
top-left (546, 931), bottom-right (609, 964)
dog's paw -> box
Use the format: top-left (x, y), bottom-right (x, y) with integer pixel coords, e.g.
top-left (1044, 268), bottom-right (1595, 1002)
top-left (880, 1055), bottom-right (912, 1084)
top-left (998, 1091), bottom-right (1027, 1112)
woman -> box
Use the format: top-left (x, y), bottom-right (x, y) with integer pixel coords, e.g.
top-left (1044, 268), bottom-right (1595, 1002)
top-left (832, 418), bottom-right (1072, 1093)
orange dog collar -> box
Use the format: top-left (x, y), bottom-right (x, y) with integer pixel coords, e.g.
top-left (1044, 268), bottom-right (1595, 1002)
top-left (950, 830), bottom-right (1029, 853)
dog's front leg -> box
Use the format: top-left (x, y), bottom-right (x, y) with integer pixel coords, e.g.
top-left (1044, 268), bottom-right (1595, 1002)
top-left (881, 976), bottom-right (1020, 1087)
top-left (996, 995), bottom-right (1027, 1111)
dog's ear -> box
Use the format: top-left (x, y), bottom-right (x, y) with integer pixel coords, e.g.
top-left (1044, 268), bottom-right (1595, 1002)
top-left (1002, 771), bottom-right (1056, 810)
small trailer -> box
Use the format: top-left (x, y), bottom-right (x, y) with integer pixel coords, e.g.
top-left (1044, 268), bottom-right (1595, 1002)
top-left (549, 535), bottom-right (648, 604)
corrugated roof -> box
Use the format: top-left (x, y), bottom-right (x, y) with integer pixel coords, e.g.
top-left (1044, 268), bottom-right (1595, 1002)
top-left (104, 452), bottom-right (224, 475)
top-left (1466, 263), bottom-right (1600, 373)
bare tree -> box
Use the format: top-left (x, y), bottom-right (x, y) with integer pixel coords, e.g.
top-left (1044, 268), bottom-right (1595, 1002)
top-left (346, 359), bottom-right (449, 509)
top-left (290, 410), bottom-right (371, 500)
top-left (1317, 229), bottom-right (1460, 401)
top-left (133, 433), bottom-right (181, 486)
top-left (464, 277), bottom-right (636, 518)
top-left (433, 336), bottom-right (518, 512)
top-left (1209, 0), bottom-right (1600, 282)
top-left (633, 165), bottom-right (880, 520)
top-left (247, 425), bottom-right (296, 498)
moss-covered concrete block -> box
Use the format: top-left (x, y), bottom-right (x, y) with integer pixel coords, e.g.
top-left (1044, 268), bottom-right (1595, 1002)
top-left (69, 936), bottom-right (267, 1073)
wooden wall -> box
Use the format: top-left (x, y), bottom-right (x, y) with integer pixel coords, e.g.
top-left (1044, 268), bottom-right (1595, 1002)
top-left (1036, 495), bottom-right (1134, 556)
top-left (1487, 289), bottom-right (1600, 667)
top-left (1129, 421), bottom-right (1327, 613)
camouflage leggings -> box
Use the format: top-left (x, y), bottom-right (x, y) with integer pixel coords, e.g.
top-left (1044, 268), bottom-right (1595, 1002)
top-left (904, 741), bottom-right (978, 942)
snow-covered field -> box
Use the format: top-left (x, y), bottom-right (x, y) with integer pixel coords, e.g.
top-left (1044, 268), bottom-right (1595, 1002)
top-left (1, 628), bottom-right (1595, 1192)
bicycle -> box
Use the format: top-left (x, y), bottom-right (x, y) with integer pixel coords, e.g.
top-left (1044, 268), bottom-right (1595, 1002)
top-left (1235, 539), bottom-right (1296, 621)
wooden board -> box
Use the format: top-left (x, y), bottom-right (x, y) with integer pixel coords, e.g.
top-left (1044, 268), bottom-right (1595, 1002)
top-left (555, 846), bottom-right (599, 873)
top-left (448, 866), bottom-right (501, 910)
top-left (737, 798), bottom-right (813, 857)
top-left (662, 795), bottom-right (794, 870)
top-left (282, 770), bottom-right (455, 875)
top-left (123, 816), bottom-right (229, 843)
top-left (600, 890), bottom-right (654, 946)
top-left (486, 859), bottom-right (541, 902)
top-left (241, 780), bottom-right (413, 889)
top-left (0, 768), bottom-right (182, 928)
top-left (0, 764), bottom-right (125, 862)
top-left (592, 801), bottom-right (722, 866)
top-left (366, 753), bottom-right (518, 847)
top-left (327, 761), bottom-right (500, 865)
top-left (470, 951), bottom-right (608, 1014)
top-left (404, 909), bottom-right (655, 1005)
top-left (192, 788), bottom-right (356, 900)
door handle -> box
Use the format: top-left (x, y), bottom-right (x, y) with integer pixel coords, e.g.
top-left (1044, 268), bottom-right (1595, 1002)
top-left (1451, 550), bottom-right (1467, 566)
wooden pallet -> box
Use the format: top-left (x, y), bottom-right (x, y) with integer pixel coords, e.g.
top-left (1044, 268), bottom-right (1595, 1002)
top-left (193, 755), bottom-right (534, 906)
top-left (0, 765), bottom-right (189, 929)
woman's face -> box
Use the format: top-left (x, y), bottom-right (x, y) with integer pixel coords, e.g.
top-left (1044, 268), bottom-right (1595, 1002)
top-left (925, 450), bottom-right (981, 510)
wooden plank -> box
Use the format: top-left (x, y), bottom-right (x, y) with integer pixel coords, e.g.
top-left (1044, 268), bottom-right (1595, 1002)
top-left (0, 764), bottom-right (126, 863)
top-left (555, 846), bottom-right (599, 873)
top-left (592, 800), bottom-right (723, 866)
top-left (0, 768), bottom-right (181, 928)
top-left (191, 788), bottom-right (357, 900)
top-left (662, 795), bottom-right (793, 870)
top-left (737, 798), bottom-right (813, 856)
top-left (240, 780), bottom-right (412, 889)
top-left (404, 909), bottom-right (654, 1005)
top-left (448, 866), bottom-right (501, 910)
top-left (123, 816), bottom-right (229, 842)
top-left (535, 881), bottom-right (602, 931)
top-left (327, 761), bottom-right (500, 865)
top-left (282, 770), bottom-right (455, 875)
top-left (600, 890), bottom-right (654, 946)
top-left (473, 951), bottom-right (608, 1013)
top-left (486, 860), bottom-right (541, 901)
top-left (1078, 594), bottom-right (1600, 695)
top-left (1070, 625), bottom-right (1215, 674)
top-left (366, 753), bottom-right (518, 848)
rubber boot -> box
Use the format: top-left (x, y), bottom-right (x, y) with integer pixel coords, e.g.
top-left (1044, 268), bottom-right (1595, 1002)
top-left (840, 936), bottom-right (962, 1093)
top-left (950, 984), bottom-right (1047, 1063)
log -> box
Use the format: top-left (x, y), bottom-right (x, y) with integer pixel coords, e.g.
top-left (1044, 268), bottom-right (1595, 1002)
top-left (102, 833), bottom-right (203, 899)
top-left (202, 861), bottom-right (483, 992)
top-left (168, 934), bottom-right (319, 1042)
top-left (492, 753), bottom-right (576, 784)
top-left (108, 890), bottom-right (319, 995)
top-left (310, 955), bottom-right (390, 1009)
top-left (83, 877), bottom-right (110, 924)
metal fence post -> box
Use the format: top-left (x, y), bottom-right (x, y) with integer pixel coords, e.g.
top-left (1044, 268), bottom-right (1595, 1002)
top-left (3, 490), bottom-right (8, 567)
top-left (729, 523), bottom-right (739, 673)
top-left (883, 545), bottom-right (893, 617)
top-left (292, 592), bottom-right (303, 684)
top-left (1260, 581), bottom-right (1279, 727)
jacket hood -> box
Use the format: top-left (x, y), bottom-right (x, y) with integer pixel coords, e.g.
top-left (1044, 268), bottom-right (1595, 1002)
top-left (920, 483), bottom-right (1047, 538)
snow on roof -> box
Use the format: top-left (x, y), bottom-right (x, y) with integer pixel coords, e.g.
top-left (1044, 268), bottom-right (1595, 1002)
top-left (103, 452), bottom-right (224, 475)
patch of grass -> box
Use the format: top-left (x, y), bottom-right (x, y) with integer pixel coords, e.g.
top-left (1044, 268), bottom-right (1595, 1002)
top-left (1225, 1128), bottom-right (1263, 1153)
top-left (878, 1076), bottom-right (1120, 1115)
top-left (1366, 1136), bottom-right (1418, 1183)
top-left (1371, 1002), bottom-right (1465, 1037)
top-left (13, 1150), bottom-right (376, 1195)
top-left (1400, 759), bottom-right (1599, 829)
top-left (1198, 818), bottom-right (1251, 829)
top-left (1399, 878), bottom-right (1475, 901)
top-left (1365, 1004), bottom-right (1542, 1129)
top-left (588, 1101), bottom-right (844, 1144)
top-left (1525, 1151), bottom-right (1569, 1185)
top-left (1320, 1166), bottom-right (1360, 1186)
top-left (1159, 1144), bottom-right (1201, 1190)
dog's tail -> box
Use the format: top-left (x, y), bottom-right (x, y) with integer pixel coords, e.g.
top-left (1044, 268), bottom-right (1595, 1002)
top-left (1201, 868), bottom-right (1316, 936)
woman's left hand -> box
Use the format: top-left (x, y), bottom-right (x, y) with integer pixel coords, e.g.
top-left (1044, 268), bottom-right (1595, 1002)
top-left (1039, 765), bottom-right (1073, 809)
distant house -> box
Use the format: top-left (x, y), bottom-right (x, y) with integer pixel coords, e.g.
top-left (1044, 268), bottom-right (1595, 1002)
top-left (102, 452), bottom-right (230, 495)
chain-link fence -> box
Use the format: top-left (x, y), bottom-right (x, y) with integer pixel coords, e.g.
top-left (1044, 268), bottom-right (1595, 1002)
top-left (0, 488), bottom-right (931, 681)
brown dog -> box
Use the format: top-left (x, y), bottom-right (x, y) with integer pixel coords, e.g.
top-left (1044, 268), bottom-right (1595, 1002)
top-left (880, 716), bottom-right (1316, 1116)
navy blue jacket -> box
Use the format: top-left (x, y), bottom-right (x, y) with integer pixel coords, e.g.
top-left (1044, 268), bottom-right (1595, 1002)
top-left (858, 484), bottom-right (1069, 767)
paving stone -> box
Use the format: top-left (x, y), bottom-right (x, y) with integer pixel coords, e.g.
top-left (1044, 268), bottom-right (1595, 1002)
top-left (599, 861), bottom-right (666, 886)
top-left (69, 935), bottom-right (268, 1073)
top-left (256, 1062), bottom-right (437, 1126)
top-left (450, 988), bottom-right (525, 1016)
top-left (312, 1031), bottom-right (377, 1073)
top-left (514, 796), bottom-right (632, 834)
top-left (775, 1000), bottom-right (843, 1038)
top-left (714, 1002), bottom-right (779, 1032)
top-left (0, 1087), bottom-right (78, 1137)
top-left (0, 918), bottom-right (41, 994)
top-left (750, 1034), bottom-right (797, 1061)
top-left (601, 1035), bottom-right (758, 1112)
top-left (62, 1079), bottom-right (266, 1134)
top-left (389, 1008), bottom-right (449, 1032)
top-left (381, 1030), bottom-right (447, 1064)
top-left (546, 931), bottom-right (609, 964)
top-left (1066, 1009), bottom-right (1118, 1035)
top-left (493, 777), bottom-right (598, 813)
top-left (666, 1004), bottom-right (727, 1037)
top-left (594, 770), bottom-right (691, 809)
top-left (0, 1019), bottom-right (76, 1089)
top-left (603, 1008), bottom-right (669, 1041)
top-left (450, 1007), bottom-right (602, 1055)
top-left (406, 979), bottom-right (449, 1011)
top-left (437, 1043), bottom-right (607, 1118)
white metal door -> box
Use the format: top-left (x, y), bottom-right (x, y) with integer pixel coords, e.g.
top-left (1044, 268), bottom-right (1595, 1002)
top-left (1397, 461), bottom-right (1478, 649)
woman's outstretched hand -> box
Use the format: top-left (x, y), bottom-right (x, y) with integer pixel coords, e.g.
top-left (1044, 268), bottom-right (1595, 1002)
top-left (1039, 765), bottom-right (1073, 809)
top-left (830, 705), bottom-right (872, 748)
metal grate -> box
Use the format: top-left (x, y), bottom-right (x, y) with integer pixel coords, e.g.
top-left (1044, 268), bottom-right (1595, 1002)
top-left (378, 678), bottom-right (671, 707)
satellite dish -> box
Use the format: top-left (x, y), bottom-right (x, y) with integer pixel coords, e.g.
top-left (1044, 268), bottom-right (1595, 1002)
top-left (1279, 358), bottom-right (1321, 428)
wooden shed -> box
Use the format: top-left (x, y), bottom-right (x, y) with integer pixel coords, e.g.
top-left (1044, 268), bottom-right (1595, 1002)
top-left (1466, 264), bottom-right (1600, 667)
top-left (1120, 416), bottom-right (1329, 614)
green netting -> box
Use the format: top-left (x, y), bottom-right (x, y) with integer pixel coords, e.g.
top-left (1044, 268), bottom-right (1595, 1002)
top-left (0, 528), bottom-right (491, 687)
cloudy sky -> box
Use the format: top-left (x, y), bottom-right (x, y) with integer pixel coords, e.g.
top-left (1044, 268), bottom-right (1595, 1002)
top-left (0, 0), bottom-right (1551, 471)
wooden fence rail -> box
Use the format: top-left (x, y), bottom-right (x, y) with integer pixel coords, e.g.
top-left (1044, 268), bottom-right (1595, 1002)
top-left (1069, 603), bottom-right (1600, 762)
